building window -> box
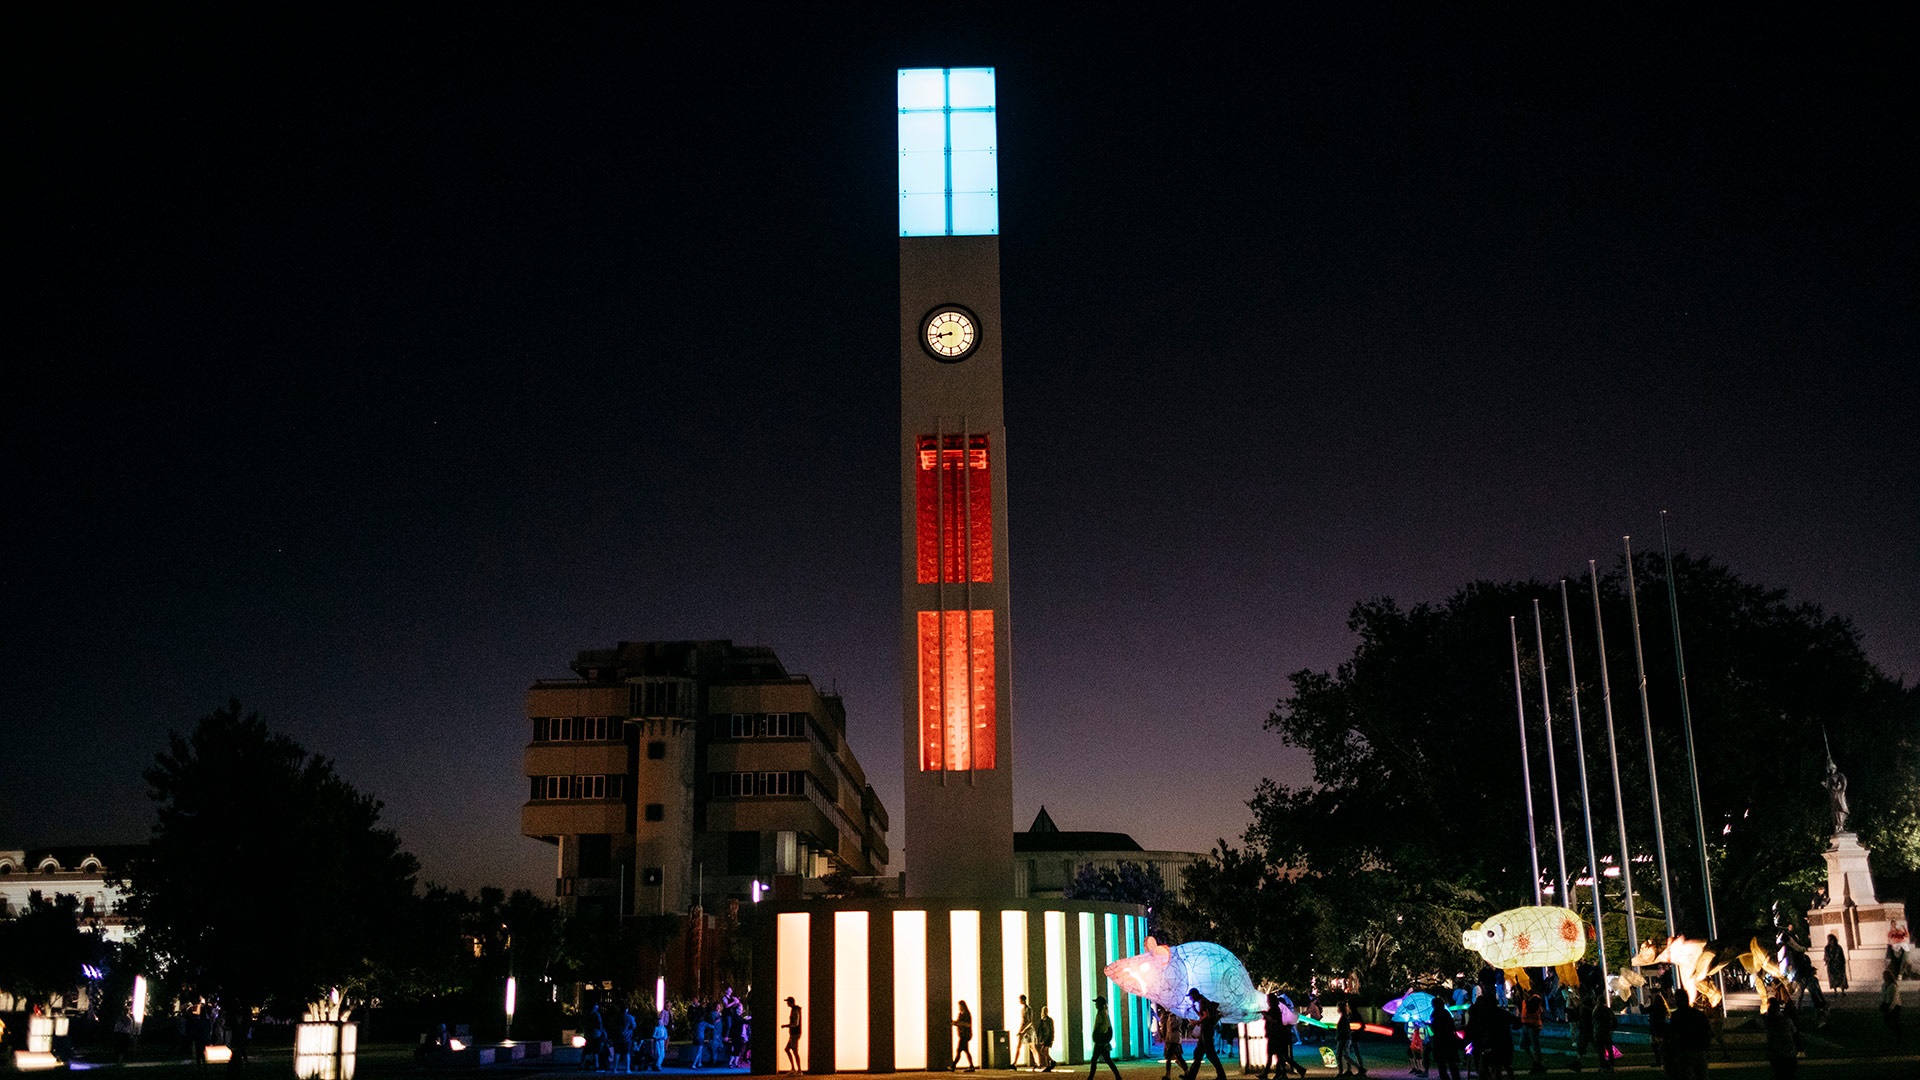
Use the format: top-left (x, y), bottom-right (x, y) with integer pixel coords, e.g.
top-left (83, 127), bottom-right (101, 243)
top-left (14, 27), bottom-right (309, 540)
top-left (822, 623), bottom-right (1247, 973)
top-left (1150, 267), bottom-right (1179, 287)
top-left (536, 716), bottom-right (612, 742)
top-left (644, 803), bottom-right (665, 822)
top-left (533, 774), bottom-right (621, 801)
top-left (766, 712), bottom-right (799, 737)
top-left (728, 713), bottom-right (752, 738)
top-left (916, 433), bottom-right (993, 583)
top-left (647, 740), bottom-right (667, 759)
top-left (916, 609), bottom-right (997, 771)
top-left (712, 771), bottom-right (805, 797)
top-left (633, 681), bottom-right (684, 718)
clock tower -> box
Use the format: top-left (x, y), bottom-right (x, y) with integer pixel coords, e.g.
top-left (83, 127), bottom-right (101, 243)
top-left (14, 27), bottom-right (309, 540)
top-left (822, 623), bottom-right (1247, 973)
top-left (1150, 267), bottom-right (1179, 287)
top-left (897, 67), bottom-right (1014, 898)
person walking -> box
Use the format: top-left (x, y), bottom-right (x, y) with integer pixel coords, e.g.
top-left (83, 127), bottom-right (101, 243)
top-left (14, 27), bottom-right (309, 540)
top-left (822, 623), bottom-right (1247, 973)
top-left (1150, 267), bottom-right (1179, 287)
top-left (613, 1005), bottom-right (636, 1074)
top-left (582, 1003), bottom-right (606, 1073)
top-left (1428, 1000), bottom-right (1462, 1080)
top-left (1159, 1006), bottom-right (1188, 1080)
top-left (653, 1002), bottom-right (673, 1073)
top-left (1466, 979), bottom-right (1514, 1080)
top-left (1087, 997), bottom-right (1121, 1080)
top-left (1592, 1000), bottom-right (1615, 1073)
top-left (781, 997), bottom-right (802, 1075)
top-left (1517, 992), bottom-right (1544, 1074)
top-left (1259, 992), bottom-right (1305, 1080)
top-left (952, 1000), bottom-right (976, 1071)
top-left (1335, 995), bottom-right (1367, 1078)
top-left (1763, 984), bottom-right (1798, 1079)
top-left (1646, 992), bottom-right (1669, 1069)
top-left (1662, 996), bottom-right (1709, 1080)
top-left (1016, 994), bottom-right (1038, 1070)
top-left (1036, 1006), bottom-right (1057, 1072)
top-left (1185, 990), bottom-right (1226, 1080)
top-left (1568, 986), bottom-right (1594, 1072)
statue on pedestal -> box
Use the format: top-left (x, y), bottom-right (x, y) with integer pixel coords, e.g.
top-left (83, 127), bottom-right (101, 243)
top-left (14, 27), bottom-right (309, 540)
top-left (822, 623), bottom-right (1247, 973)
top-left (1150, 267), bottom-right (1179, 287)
top-left (1824, 761), bottom-right (1850, 834)
top-left (1821, 730), bottom-right (1850, 834)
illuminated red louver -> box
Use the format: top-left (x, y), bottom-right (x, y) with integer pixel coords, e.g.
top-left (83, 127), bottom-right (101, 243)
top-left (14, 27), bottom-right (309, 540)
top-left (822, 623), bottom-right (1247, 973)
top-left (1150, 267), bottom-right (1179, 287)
top-left (916, 434), bottom-right (992, 584)
top-left (916, 610), bottom-right (995, 771)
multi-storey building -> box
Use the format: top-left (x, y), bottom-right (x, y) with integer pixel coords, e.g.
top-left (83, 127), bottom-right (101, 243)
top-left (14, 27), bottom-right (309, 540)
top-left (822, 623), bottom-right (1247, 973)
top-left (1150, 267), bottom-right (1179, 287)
top-left (520, 640), bottom-right (889, 920)
top-left (0, 847), bottom-right (136, 940)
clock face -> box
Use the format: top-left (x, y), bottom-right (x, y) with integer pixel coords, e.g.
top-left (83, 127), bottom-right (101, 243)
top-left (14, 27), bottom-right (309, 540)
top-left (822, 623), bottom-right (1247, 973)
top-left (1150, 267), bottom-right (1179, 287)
top-left (922, 307), bottom-right (978, 361)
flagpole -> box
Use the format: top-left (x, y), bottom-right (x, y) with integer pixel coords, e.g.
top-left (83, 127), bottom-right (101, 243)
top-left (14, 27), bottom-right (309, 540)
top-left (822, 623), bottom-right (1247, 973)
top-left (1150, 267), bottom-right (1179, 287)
top-left (1660, 511), bottom-right (1719, 941)
top-left (1560, 579), bottom-right (1608, 975)
top-left (1533, 599), bottom-right (1572, 906)
top-left (1589, 559), bottom-right (1642, 970)
top-left (1511, 616), bottom-right (1543, 904)
top-left (1625, 536), bottom-right (1678, 935)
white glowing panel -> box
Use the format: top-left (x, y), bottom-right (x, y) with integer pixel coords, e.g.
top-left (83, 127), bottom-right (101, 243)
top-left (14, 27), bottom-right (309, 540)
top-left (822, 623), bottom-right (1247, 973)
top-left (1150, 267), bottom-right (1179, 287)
top-left (294, 1022), bottom-right (357, 1080)
top-left (897, 67), bottom-right (998, 236)
top-left (1044, 912), bottom-right (1066, 1062)
top-left (1128, 916), bottom-right (1145, 1057)
top-left (894, 910), bottom-right (930, 1069)
top-left (1104, 913), bottom-right (1121, 1039)
top-left (835, 912), bottom-right (870, 1071)
top-left (950, 909), bottom-right (982, 1061)
top-left (777, 913), bottom-right (811, 1072)
top-left (1001, 910), bottom-right (1028, 1058)
top-left (1078, 912), bottom-right (1096, 1059)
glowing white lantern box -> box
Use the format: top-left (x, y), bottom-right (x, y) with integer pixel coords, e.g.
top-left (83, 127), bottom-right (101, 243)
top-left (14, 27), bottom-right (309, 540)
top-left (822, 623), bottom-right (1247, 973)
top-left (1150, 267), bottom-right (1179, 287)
top-left (295, 1021), bottom-right (358, 1080)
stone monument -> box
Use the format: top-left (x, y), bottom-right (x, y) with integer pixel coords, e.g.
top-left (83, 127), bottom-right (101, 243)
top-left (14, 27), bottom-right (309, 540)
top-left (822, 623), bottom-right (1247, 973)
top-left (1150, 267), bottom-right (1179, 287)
top-left (1804, 749), bottom-right (1908, 988)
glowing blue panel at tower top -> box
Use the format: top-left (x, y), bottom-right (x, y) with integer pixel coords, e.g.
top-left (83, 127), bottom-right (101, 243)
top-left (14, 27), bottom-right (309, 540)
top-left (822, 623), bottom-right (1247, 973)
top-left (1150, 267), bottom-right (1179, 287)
top-left (898, 67), bottom-right (998, 236)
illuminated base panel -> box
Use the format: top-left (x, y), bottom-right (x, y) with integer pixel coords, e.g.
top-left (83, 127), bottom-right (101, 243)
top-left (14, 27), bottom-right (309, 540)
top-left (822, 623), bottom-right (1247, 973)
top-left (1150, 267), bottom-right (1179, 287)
top-left (750, 898), bottom-right (1150, 1075)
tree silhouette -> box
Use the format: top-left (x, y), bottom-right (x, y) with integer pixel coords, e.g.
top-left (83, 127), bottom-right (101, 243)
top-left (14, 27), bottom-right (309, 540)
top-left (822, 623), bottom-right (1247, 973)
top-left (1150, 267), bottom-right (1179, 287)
top-left (121, 702), bottom-right (419, 1028)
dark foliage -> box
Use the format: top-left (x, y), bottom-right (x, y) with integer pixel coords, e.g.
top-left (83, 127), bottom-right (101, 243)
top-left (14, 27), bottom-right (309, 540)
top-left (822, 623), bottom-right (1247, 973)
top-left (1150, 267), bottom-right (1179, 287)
top-left (1184, 554), bottom-right (1918, 999)
top-left (120, 701), bottom-right (420, 1017)
top-left (0, 892), bottom-right (112, 1009)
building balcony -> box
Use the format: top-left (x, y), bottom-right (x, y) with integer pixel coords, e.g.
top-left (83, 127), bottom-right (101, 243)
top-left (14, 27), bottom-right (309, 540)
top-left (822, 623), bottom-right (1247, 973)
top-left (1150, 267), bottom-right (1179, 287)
top-left (524, 743), bottom-right (627, 775)
top-left (521, 800), bottom-right (626, 839)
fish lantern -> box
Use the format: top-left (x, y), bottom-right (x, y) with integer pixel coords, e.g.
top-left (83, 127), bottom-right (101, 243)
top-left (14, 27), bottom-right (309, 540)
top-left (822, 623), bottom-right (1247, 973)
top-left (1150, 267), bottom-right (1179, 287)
top-left (1385, 991), bottom-right (1436, 1025)
top-left (1460, 905), bottom-right (1587, 989)
top-left (1103, 937), bottom-right (1265, 1022)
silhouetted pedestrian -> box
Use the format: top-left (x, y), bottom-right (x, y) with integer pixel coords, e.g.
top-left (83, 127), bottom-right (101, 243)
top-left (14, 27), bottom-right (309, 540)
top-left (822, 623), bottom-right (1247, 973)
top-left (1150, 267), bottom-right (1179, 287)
top-left (1160, 1005), bottom-right (1187, 1079)
top-left (1823, 934), bottom-right (1848, 995)
top-left (1087, 997), bottom-right (1120, 1080)
top-left (1429, 1000), bottom-right (1462, 1080)
top-left (782, 997), bottom-right (802, 1074)
top-left (1185, 989), bottom-right (1225, 1080)
top-left (1037, 1006), bottom-right (1056, 1072)
top-left (952, 1000), bottom-right (975, 1071)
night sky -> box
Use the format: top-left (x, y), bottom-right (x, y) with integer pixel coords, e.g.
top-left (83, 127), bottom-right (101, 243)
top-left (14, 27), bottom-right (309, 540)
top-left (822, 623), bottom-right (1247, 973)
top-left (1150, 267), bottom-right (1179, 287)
top-left (8, 7), bottom-right (1915, 896)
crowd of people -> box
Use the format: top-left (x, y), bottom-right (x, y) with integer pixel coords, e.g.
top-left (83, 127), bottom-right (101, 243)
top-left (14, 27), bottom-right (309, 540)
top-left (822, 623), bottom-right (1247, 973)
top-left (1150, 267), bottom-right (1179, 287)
top-left (573, 986), bottom-right (749, 1073)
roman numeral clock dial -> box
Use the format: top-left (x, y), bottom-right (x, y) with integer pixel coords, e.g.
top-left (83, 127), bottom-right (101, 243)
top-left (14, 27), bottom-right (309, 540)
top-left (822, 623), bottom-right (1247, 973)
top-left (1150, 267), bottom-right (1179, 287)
top-left (921, 306), bottom-right (977, 361)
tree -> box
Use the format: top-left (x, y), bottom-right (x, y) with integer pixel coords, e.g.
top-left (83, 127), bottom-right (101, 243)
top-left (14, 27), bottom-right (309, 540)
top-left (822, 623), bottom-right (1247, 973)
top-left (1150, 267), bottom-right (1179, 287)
top-left (0, 892), bottom-right (112, 1011)
top-left (120, 702), bottom-right (420, 1026)
top-left (1063, 860), bottom-right (1190, 942)
top-left (1188, 555), bottom-right (1919, 998)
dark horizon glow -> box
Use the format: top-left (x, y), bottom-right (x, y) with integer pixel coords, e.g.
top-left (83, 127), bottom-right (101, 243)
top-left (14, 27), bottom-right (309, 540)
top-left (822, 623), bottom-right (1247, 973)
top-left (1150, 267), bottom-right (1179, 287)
top-left (6, 9), bottom-right (1914, 897)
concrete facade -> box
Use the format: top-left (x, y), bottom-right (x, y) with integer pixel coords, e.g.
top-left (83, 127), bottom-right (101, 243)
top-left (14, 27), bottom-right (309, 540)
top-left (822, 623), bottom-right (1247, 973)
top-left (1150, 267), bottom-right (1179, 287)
top-left (521, 641), bottom-right (890, 918)
top-left (899, 234), bottom-right (1015, 900)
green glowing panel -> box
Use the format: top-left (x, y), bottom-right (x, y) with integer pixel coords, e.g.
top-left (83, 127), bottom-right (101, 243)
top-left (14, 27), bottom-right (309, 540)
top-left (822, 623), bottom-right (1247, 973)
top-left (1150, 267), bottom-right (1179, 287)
top-left (898, 67), bottom-right (999, 236)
